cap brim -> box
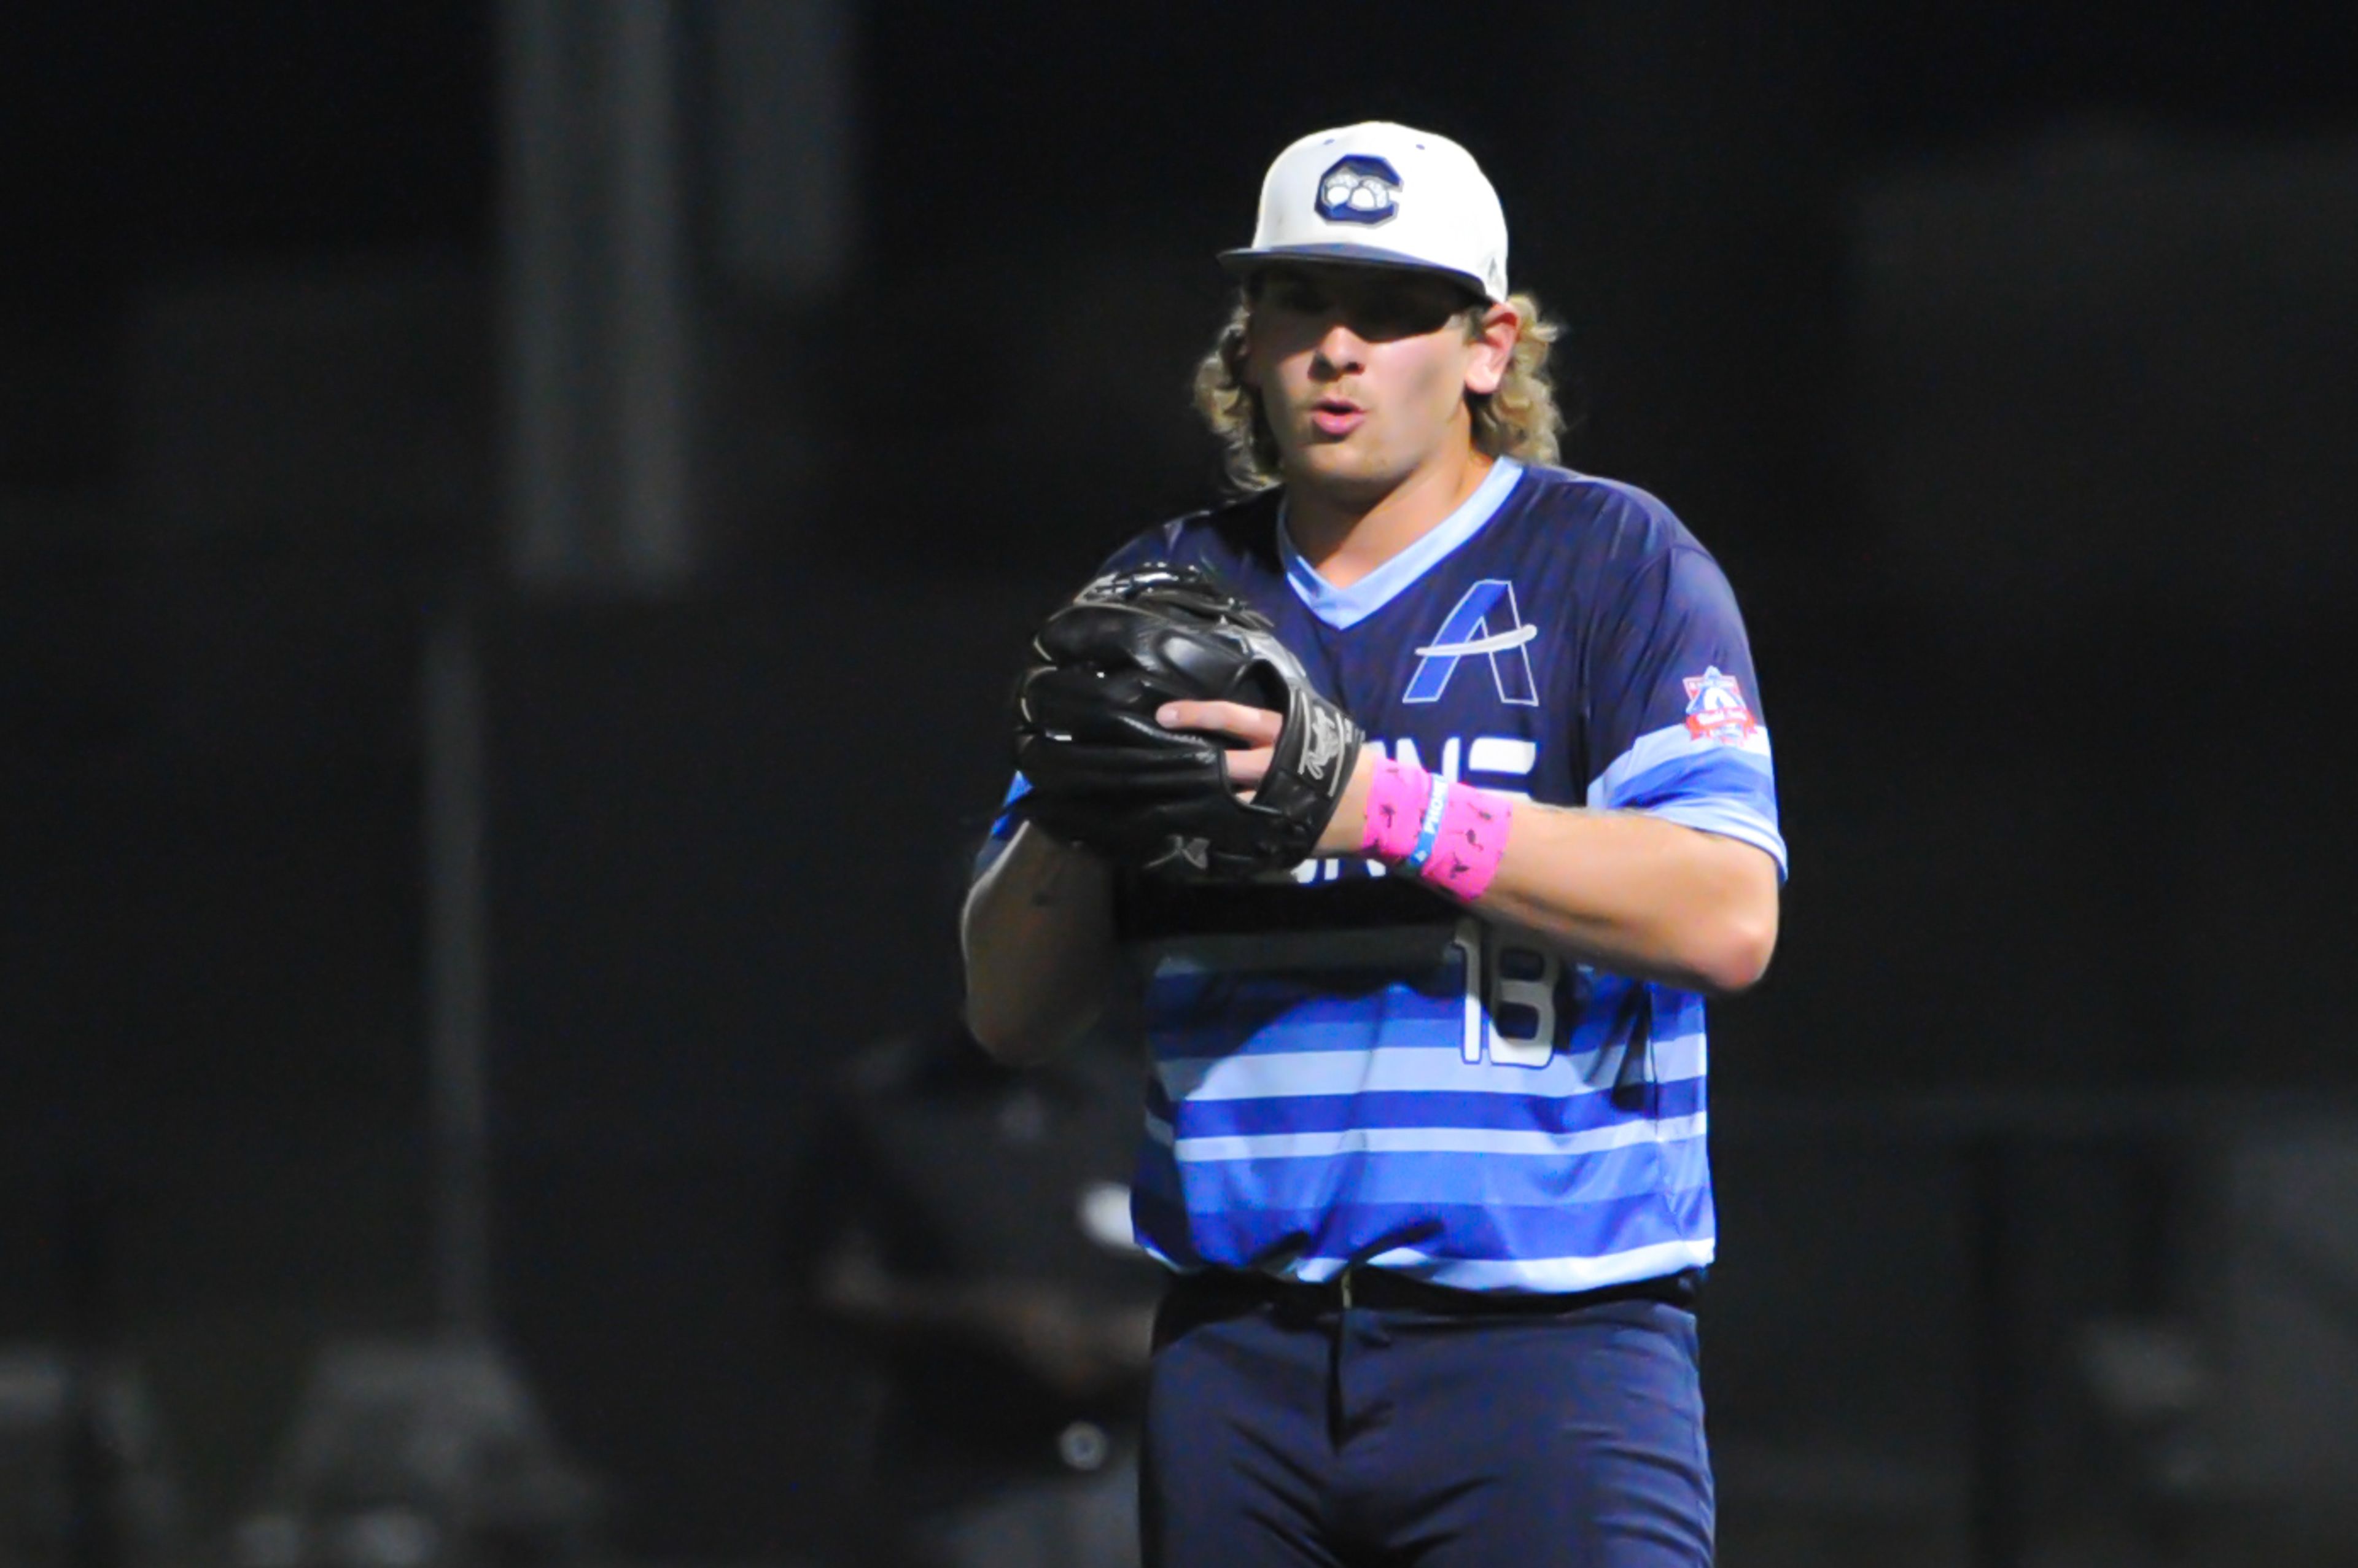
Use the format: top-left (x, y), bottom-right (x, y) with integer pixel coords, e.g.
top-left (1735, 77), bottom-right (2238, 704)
top-left (1217, 243), bottom-right (1493, 301)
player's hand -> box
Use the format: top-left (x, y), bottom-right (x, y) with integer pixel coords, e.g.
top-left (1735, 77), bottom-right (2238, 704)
top-left (1014, 562), bottom-right (1364, 879)
top-left (1158, 701), bottom-right (1374, 858)
top-left (1154, 699), bottom-right (1281, 790)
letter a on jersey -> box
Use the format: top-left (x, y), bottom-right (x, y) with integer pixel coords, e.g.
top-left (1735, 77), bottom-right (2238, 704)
top-left (1404, 580), bottom-right (1539, 705)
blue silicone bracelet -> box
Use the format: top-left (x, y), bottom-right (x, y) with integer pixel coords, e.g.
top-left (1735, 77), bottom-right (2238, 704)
top-left (1399, 774), bottom-right (1452, 874)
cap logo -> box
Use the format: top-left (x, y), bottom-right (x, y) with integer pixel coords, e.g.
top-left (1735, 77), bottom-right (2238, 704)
top-left (1315, 155), bottom-right (1401, 227)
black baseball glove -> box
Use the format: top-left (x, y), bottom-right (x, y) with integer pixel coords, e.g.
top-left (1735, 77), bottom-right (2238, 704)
top-left (1011, 562), bottom-right (1363, 879)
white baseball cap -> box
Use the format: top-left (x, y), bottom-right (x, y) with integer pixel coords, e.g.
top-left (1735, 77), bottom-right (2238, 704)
top-left (1220, 122), bottom-right (1509, 303)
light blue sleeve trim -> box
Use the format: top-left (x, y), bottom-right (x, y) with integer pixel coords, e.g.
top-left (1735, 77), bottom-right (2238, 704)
top-left (1641, 799), bottom-right (1790, 880)
top-left (1587, 719), bottom-right (1775, 808)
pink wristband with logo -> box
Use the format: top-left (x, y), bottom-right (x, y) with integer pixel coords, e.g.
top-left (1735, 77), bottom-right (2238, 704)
top-left (1357, 758), bottom-right (1433, 863)
top-left (1358, 761), bottom-right (1514, 899)
top-left (1422, 781), bottom-right (1514, 901)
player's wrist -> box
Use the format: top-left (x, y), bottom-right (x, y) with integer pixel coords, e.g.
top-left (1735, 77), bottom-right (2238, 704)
top-left (1350, 756), bottom-right (1515, 901)
top-left (1311, 743), bottom-right (1382, 857)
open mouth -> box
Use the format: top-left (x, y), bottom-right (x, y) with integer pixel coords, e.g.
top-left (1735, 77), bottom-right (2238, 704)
top-left (1310, 398), bottom-right (1366, 437)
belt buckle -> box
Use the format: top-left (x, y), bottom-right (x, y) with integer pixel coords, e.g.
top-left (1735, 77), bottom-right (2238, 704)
top-left (1338, 1264), bottom-right (1355, 1310)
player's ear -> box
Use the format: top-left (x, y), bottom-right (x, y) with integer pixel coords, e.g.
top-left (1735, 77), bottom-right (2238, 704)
top-left (1461, 302), bottom-right (1520, 397)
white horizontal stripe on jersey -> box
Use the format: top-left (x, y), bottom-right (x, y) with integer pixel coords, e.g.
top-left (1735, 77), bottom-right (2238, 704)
top-left (1586, 718), bottom-right (1773, 808)
top-left (1159, 1033), bottom-right (1707, 1103)
top-left (1304, 1236), bottom-right (1719, 1293)
top-left (1172, 1111), bottom-right (1707, 1164)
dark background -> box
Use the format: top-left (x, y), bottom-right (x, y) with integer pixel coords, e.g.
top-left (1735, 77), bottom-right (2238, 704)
top-left (6, 2), bottom-right (2357, 1563)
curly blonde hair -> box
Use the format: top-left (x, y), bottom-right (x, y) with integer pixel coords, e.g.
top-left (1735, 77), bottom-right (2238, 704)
top-left (1192, 286), bottom-right (1563, 492)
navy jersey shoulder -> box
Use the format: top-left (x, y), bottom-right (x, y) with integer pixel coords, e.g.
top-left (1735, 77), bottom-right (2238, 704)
top-left (1096, 488), bottom-right (1285, 585)
top-left (1499, 467), bottom-right (1720, 616)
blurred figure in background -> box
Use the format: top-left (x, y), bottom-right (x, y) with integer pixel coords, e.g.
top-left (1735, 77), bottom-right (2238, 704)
top-left (788, 1019), bottom-right (1158, 1568)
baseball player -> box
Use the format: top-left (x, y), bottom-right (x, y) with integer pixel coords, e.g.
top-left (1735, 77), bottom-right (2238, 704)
top-left (962, 122), bottom-right (1784, 1567)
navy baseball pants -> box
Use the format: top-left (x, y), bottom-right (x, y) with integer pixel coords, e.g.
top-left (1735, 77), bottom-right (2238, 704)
top-left (1140, 1275), bottom-right (1714, 1567)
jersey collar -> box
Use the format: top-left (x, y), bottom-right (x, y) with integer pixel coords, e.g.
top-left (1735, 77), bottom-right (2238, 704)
top-left (1279, 458), bottom-right (1526, 630)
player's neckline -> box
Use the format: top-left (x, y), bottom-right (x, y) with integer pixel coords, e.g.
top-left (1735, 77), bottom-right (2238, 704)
top-left (1278, 459), bottom-right (1526, 631)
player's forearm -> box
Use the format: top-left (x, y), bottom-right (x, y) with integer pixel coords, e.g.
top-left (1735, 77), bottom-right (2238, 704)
top-left (960, 824), bottom-right (1120, 1063)
top-left (1468, 805), bottom-right (1779, 995)
top-left (1312, 757), bottom-right (1778, 993)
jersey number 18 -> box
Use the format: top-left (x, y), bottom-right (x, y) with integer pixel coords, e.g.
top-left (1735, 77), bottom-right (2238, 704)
top-left (1449, 917), bottom-right (1558, 1069)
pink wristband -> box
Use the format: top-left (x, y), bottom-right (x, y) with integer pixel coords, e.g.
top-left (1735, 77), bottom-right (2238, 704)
top-left (1422, 781), bottom-right (1514, 901)
top-left (1357, 758), bottom-right (1433, 863)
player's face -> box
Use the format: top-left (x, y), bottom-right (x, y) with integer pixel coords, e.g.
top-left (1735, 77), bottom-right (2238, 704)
top-left (1243, 265), bottom-right (1508, 497)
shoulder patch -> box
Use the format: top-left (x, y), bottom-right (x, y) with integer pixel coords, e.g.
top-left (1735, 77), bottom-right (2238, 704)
top-left (1682, 666), bottom-right (1757, 745)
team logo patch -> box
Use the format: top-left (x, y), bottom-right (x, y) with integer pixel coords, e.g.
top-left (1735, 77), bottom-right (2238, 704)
top-left (1683, 666), bottom-right (1758, 745)
top-left (1316, 155), bottom-right (1401, 226)
top-left (1405, 580), bottom-right (1539, 707)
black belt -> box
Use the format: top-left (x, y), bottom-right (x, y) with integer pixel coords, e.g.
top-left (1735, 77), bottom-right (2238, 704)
top-left (1168, 1263), bottom-right (1700, 1320)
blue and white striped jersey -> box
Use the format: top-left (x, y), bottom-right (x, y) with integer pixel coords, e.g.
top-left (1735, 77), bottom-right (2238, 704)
top-left (992, 459), bottom-right (1784, 1294)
